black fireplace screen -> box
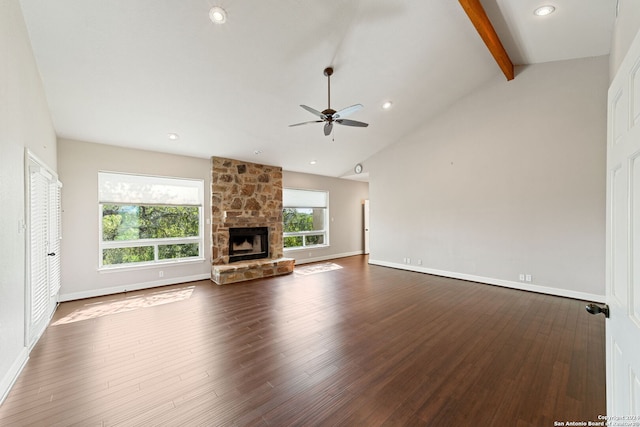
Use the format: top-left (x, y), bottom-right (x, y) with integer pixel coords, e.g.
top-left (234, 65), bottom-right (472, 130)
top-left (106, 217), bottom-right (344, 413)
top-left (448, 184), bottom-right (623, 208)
top-left (228, 227), bottom-right (269, 262)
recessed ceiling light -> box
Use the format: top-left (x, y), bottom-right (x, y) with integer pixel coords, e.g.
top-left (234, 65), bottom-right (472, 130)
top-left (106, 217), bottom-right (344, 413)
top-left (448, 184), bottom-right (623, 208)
top-left (310, 160), bottom-right (317, 165)
top-left (382, 101), bottom-right (393, 110)
top-left (534, 5), bottom-right (555, 16)
top-left (209, 6), bottom-right (227, 24)
top-left (168, 133), bottom-right (179, 141)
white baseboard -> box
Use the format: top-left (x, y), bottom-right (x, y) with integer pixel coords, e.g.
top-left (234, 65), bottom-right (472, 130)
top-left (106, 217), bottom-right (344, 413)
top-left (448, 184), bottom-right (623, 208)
top-left (368, 259), bottom-right (605, 303)
top-left (59, 274), bottom-right (211, 302)
top-left (293, 251), bottom-right (364, 265)
top-left (0, 347), bottom-right (29, 406)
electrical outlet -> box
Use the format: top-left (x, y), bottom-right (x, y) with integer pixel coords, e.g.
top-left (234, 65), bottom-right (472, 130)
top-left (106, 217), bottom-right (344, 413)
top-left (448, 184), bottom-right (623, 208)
top-left (519, 274), bottom-right (525, 281)
top-left (525, 274), bottom-right (532, 282)
top-left (159, 271), bottom-right (164, 278)
top-left (417, 259), bottom-right (422, 266)
top-left (407, 258), bottom-right (411, 264)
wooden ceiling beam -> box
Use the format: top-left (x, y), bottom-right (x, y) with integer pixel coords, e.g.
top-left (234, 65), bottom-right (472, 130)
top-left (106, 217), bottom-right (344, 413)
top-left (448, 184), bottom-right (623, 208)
top-left (459, 0), bottom-right (514, 81)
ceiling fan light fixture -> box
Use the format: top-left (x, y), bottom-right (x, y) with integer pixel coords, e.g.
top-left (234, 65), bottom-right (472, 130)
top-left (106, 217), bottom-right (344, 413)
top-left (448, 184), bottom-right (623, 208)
top-left (534, 5), bottom-right (555, 16)
top-left (209, 6), bottom-right (227, 24)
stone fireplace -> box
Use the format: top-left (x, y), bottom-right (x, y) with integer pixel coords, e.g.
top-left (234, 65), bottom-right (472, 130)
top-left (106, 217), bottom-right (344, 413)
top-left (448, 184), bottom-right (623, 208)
top-left (210, 157), bottom-right (294, 284)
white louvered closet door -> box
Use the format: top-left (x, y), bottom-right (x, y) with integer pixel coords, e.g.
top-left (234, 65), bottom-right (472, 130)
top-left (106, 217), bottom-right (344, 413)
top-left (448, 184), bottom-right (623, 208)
top-left (27, 154), bottom-right (61, 348)
top-left (49, 180), bottom-right (62, 297)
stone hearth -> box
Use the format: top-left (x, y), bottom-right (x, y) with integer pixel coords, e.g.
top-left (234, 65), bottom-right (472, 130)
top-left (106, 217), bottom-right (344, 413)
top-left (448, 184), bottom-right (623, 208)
top-left (210, 157), bottom-right (294, 284)
top-left (212, 258), bottom-right (295, 285)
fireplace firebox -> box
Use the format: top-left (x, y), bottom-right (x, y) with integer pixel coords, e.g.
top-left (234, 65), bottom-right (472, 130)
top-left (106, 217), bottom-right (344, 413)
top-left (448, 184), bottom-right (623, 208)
top-left (228, 227), bottom-right (269, 263)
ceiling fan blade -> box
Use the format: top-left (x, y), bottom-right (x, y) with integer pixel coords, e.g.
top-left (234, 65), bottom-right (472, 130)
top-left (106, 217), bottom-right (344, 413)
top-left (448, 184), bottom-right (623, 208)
top-left (324, 122), bottom-right (333, 136)
top-left (289, 120), bottom-right (323, 127)
top-left (334, 104), bottom-right (363, 119)
top-left (300, 105), bottom-right (327, 119)
top-left (336, 119), bottom-right (369, 128)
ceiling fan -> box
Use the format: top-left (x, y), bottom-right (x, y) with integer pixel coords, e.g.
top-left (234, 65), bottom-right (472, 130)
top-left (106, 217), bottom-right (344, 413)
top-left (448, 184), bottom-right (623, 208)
top-left (289, 67), bottom-right (369, 136)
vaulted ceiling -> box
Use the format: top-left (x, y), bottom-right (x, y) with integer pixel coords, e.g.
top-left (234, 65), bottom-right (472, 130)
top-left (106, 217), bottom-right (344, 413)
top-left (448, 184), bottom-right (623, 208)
top-left (19, 0), bottom-right (615, 178)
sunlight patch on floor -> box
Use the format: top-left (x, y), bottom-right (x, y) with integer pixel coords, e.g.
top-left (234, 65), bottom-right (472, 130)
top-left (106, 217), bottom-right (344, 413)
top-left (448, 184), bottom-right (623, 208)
top-left (294, 262), bottom-right (343, 276)
top-left (52, 286), bottom-right (195, 325)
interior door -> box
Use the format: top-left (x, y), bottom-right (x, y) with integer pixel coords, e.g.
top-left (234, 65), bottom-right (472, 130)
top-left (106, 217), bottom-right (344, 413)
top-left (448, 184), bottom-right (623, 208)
top-left (606, 29), bottom-right (640, 415)
top-left (26, 153), bottom-right (61, 348)
top-left (363, 199), bottom-right (370, 255)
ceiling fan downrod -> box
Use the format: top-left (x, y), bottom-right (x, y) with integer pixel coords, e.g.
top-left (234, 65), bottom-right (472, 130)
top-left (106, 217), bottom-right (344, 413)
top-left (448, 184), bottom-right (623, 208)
top-left (324, 67), bottom-right (333, 111)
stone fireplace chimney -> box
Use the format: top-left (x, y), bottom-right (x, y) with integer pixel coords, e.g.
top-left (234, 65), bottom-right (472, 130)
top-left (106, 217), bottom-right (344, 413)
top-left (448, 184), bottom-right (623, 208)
top-left (210, 157), bottom-right (293, 284)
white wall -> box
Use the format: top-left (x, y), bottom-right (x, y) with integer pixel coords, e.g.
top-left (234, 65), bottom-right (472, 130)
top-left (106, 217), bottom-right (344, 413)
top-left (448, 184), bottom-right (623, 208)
top-left (610, 0), bottom-right (640, 78)
top-left (57, 139), bottom-right (211, 301)
top-left (282, 171), bottom-right (369, 264)
top-left (366, 56), bottom-right (608, 302)
top-left (0, 0), bottom-right (57, 403)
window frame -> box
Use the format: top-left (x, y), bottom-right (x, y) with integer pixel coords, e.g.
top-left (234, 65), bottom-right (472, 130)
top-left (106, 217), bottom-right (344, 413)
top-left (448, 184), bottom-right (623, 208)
top-left (282, 188), bottom-right (329, 251)
top-left (97, 172), bottom-right (205, 270)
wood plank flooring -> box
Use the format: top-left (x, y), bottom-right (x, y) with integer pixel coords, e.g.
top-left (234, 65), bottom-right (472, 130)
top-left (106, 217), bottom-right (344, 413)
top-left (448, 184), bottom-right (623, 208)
top-left (0, 256), bottom-right (605, 426)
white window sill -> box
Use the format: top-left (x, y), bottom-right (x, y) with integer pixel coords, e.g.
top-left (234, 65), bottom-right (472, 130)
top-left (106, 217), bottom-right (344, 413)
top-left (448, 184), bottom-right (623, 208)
top-left (284, 244), bottom-right (330, 252)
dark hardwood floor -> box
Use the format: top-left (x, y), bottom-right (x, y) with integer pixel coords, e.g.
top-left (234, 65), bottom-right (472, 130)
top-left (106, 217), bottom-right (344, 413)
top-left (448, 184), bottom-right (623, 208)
top-left (0, 256), bottom-right (605, 426)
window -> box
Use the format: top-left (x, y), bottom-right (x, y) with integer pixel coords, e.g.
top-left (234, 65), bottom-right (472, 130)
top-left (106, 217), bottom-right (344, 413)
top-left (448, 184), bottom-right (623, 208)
top-left (98, 172), bottom-right (204, 268)
top-left (283, 188), bottom-right (328, 249)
